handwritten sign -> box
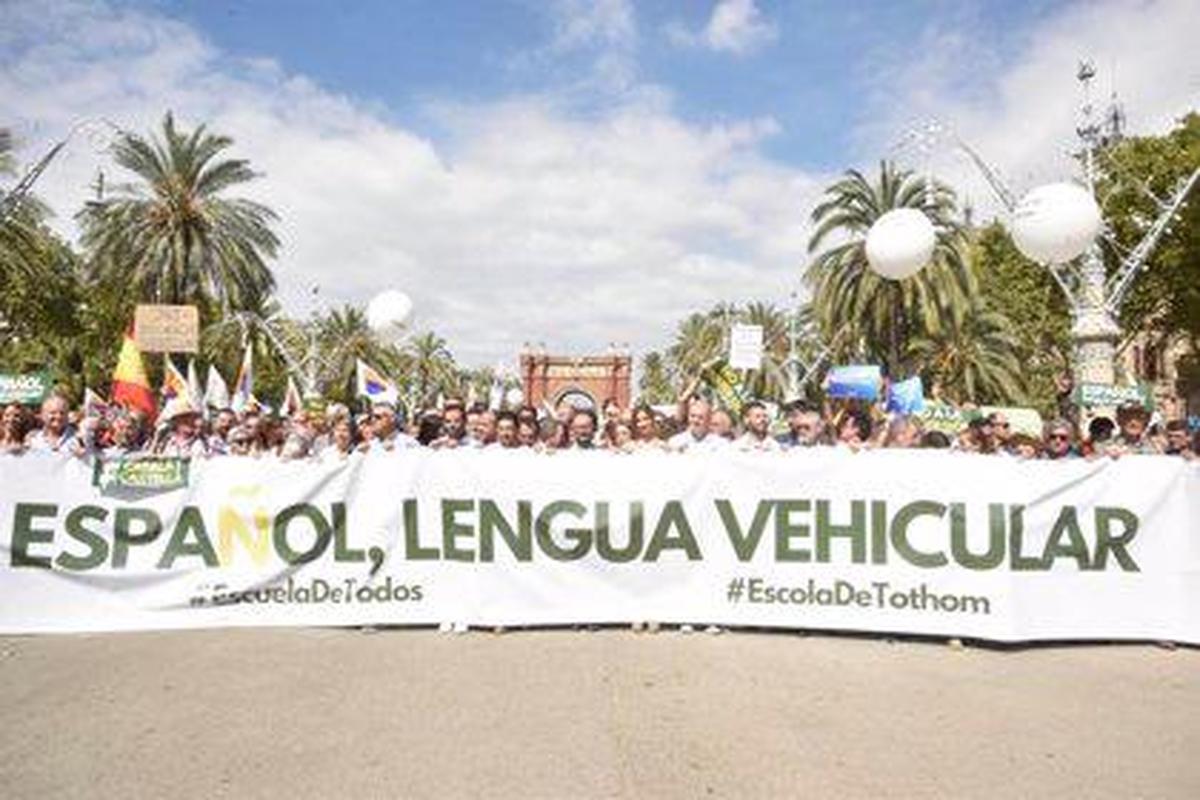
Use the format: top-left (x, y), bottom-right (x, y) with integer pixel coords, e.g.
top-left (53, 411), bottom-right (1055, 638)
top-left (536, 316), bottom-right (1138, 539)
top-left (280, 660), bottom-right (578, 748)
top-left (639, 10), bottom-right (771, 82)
top-left (134, 305), bottom-right (199, 353)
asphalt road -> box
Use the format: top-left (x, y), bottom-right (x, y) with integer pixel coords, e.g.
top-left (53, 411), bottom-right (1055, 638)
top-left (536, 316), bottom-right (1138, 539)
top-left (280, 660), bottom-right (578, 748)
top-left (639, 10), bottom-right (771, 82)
top-left (0, 628), bottom-right (1196, 798)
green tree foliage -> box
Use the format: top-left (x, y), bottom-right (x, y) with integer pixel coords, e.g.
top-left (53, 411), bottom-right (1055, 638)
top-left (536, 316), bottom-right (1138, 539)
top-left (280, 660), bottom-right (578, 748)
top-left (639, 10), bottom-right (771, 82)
top-left (404, 332), bottom-right (459, 406)
top-left (806, 161), bottom-right (974, 376)
top-left (637, 350), bottom-right (675, 405)
top-left (1096, 113), bottom-right (1200, 350)
top-left (907, 299), bottom-right (1025, 405)
top-left (969, 222), bottom-right (1071, 410)
top-left (78, 113), bottom-right (279, 313)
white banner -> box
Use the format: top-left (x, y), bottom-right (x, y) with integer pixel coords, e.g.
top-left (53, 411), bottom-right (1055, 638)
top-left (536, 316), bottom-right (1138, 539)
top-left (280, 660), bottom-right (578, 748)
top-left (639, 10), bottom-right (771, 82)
top-left (1, 451), bottom-right (1197, 642)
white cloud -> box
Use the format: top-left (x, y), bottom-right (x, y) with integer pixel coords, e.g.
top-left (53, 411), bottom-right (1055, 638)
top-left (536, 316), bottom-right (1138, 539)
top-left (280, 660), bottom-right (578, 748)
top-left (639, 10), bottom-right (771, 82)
top-left (0, 0), bottom-right (819, 368)
top-left (668, 0), bottom-right (778, 55)
top-left (858, 0), bottom-right (1200, 219)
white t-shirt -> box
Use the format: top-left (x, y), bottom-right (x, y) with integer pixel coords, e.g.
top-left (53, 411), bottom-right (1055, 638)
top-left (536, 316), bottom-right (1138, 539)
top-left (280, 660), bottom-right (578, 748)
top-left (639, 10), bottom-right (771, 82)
top-left (735, 432), bottom-right (781, 452)
top-left (24, 427), bottom-right (77, 454)
top-left (667, 430), bottom-right (730, 453)
top-left (369, 432), bottom-right (419, 452)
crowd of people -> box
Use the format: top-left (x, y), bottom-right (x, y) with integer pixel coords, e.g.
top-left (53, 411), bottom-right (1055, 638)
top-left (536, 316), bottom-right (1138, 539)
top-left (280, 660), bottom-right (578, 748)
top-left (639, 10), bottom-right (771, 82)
top-left (1, 389), bottom-right (1197, 462)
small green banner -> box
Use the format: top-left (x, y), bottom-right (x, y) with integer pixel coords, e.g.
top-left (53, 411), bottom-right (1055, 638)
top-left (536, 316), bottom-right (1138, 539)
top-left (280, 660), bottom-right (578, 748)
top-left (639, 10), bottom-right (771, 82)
top-left (916, 402), bottom-right (966, 434)
top-left (0, 371), bottom-right (51, 405)
top-left (92, 457), bottom-right (191, 492)
top-left (1076, 383), bottom-right (1151, 409)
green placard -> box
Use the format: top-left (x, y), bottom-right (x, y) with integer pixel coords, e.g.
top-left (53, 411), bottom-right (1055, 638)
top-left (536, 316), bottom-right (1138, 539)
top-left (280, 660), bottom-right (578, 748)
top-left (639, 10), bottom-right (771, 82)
top-left (92, 457), bottom-right (191, 492)
top-left (1076, 383), bottom-right (1151, 409)
top-left (0, 371), bottom-right (51, 405)
top-left (916, 402), bottom-right (966, 434)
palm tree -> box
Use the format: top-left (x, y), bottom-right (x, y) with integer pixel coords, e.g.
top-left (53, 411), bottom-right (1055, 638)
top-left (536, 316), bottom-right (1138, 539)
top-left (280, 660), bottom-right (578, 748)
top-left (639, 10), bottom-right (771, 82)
top-left (317, 305), bottom-right (405, 401)
top-left (405, 331), bottom-right (458, 406)
top-left (637, 350), bottom-right (676, 405)
top-left (806, 161), bottom-right (974, 378)
top-left (738, 301), bottom-right (792, 401)
top-left (78, 112), bottom-right (279, 311)
top-left (907, 300), bottom-right (1025, 405)
top-left (667, 308), bottom-right (727, 382)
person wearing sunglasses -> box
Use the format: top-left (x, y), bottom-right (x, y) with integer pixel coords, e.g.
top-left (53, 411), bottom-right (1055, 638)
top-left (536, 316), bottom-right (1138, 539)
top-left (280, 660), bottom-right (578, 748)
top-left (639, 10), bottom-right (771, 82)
top-left (1041, 419), bottom-right (1079, 460)
top-left (368, 402), bottom-right (417, 452)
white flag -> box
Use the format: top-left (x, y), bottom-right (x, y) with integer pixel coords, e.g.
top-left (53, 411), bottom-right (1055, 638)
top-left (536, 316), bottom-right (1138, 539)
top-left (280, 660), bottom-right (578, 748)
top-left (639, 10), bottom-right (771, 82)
top-left (231, 344), bottom-right (254, 413)
top-left (205, 365), bottom-right (231, 411)
top-left (283, 375), bottom-right (304, 416)
top-left (355, 359), bottom-right (398, 405)
top-left (186, 359), bottom-right (203, 408)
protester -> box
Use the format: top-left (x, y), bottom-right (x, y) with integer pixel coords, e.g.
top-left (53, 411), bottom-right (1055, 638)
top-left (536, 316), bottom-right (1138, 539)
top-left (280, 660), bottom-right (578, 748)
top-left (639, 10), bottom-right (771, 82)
top-left (154, 403), bottom-right (209, 458)
top-left (434, 401), bottom-right (469, 449)
top-left (320, 416), bottom-right (360, 463)
top-left (3, 377), bottom-right (1197, 468)
top-left (777, 400), bottom-right (824, 449)
top-left (1163, 420), bottom-right (1193, 457)
top-left (629, 405), bottom-right (665, 451)
top-left (491, 411), bottom-right (519, 449)
top-left (667, 397), bottom-right (728, 453)
top-left (0, 402), bottom-right (29, 453)
top-left (566, 408), bottom-right (598, 449)
top-left (835, 409), bottom-right (872, 451)
top-left (102, 411), bottom-right (143, 457)
top-left (605, 419), bottom-right (634, 451)
top-left (1111, 404), bottom-right (1157, 455)
top-left (1041, 419), bottom-right (1078, 460)
top-left (24, 394), bottom-right (77, 454)
top-left (369, 402), bottom-right (417, 452)
top-left (516, 417), bottom-right (540, 449)
top-left (735, 401), bottom-right (780, 452)
top-left (883, 416), bottom-right (923, 449)
top-left (1009, 433), bottom-right (1041, 460)
top-left (709, 408), bottom-right (737, 441)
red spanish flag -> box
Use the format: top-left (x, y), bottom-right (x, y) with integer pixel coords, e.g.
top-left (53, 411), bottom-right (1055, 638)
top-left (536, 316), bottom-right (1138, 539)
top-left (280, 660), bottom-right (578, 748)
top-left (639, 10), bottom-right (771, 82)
top-left (111, 329), bottom-right (157, 422)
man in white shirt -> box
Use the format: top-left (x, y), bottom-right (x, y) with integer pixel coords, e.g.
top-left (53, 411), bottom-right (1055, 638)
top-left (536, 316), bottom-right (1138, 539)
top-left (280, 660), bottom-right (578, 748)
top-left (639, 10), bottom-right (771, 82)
top-left (735, 401), bottom-right (781, 452)
top-left (24, 394), bottom-right (78, 454)
top-left (369, 402), bottom-right (418, 452)
top-left (668, 396), bottom-right (728, 454)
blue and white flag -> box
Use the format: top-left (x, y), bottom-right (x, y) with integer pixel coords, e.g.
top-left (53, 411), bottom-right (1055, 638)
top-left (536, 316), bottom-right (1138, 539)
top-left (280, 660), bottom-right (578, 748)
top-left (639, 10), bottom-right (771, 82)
top-left (825, 365), bottom-right (882, 401)
top-left (887, 376), bottom-right (925, 414)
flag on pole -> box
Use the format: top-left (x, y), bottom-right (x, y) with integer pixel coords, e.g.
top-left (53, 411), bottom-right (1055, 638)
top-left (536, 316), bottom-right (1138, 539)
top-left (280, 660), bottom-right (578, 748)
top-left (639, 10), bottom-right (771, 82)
top-left (187, 359), bottom-right (203, 405)
top-left (232, 344), bottom-right (254, 413)
top-left (204, 365), bottom-right (230, 411)
top-left (83, 387), bottom-right (109, 418)
top-left (355, 359), bottom-right (398, 405)
top-left (111, 328), bottom-right (157, 421)
top-left (161, 356), bottom-right (188, 403)
top-left (283, 375), bottom-right (304, 417)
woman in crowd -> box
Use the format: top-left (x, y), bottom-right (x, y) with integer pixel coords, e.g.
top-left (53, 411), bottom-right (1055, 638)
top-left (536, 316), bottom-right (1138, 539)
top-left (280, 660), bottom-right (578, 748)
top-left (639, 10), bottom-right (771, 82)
top-left (836, 409), bottom-right (873, 451)
top-left (320, 415), bottom-right (360, 463)
top-left (883, 416), bottom-right (923, 448)
top-left (0, 402), bottom-right (28, 454)
top-left (604, 419), bottom-right (634, 452)
top-left (628, 405), bottom-right (666, 451)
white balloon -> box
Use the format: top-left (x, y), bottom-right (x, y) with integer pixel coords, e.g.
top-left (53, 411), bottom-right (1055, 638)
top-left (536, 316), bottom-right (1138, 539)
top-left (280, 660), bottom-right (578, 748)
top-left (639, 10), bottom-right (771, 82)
top-left (505, 387), bottom-right (524, 407)
top-left (366, 290), bottom-right (413, 342)
top-left (865, 208), bottom-right (937, 280)
top-left (1011, 182), bottom-right (1102, 264)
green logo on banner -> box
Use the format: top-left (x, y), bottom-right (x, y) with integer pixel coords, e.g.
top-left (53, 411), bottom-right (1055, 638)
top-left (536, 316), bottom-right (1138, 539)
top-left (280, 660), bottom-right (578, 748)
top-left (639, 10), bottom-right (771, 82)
top-left (92, 457), bottom-right (191, 493)
top-left (0, 372), bottom-right (51, 405)
top-left (1076, 383), bottom-right (1151, 410)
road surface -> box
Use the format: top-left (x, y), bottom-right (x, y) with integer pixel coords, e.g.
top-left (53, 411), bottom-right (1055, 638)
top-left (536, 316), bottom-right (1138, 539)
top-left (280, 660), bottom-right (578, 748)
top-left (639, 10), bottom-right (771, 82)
top-left (0, 628), bottom-right (1196, 798)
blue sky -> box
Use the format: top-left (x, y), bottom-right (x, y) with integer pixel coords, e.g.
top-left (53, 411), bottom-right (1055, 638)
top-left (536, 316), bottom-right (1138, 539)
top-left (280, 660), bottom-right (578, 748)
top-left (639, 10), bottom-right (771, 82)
top-left (2, 0), bottom-right (1197, 365)
top-left (156, 0), bottom-right (1055, 169)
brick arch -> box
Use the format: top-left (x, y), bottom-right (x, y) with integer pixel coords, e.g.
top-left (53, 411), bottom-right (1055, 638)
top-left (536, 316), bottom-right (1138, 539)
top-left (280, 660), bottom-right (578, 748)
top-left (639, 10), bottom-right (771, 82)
top-left (520, 352), bottom-right (631, 411)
